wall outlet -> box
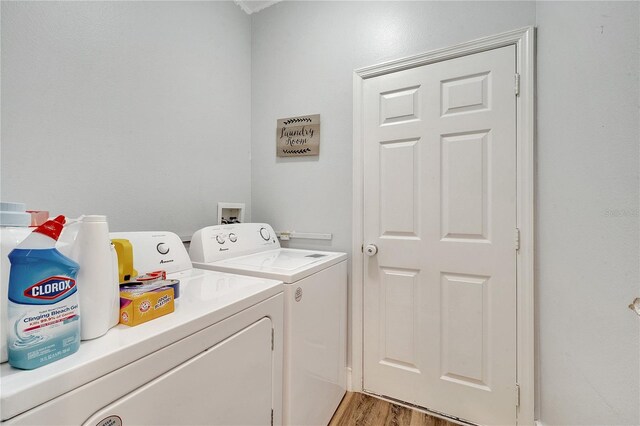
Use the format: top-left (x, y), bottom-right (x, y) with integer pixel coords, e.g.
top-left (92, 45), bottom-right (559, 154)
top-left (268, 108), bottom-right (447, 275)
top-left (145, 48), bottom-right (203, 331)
top-left (217, 202), bottom-right (245, 225)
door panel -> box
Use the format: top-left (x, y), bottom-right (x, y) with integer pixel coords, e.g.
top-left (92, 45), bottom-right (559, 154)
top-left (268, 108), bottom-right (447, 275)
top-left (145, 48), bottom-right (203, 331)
top-left (441, 71), bottom-right (490, 116)
top-left (380, 139), bottom-right (420, 237)
top-left (441, 131), bottom-right (489, 240)
top-left (440, 273), bottom-right (490, 390)
top-left (380, 267), bottom-right (420, 371)
top-left (363, 45), bottom-right (517, 425)
top-left (380, 86), bottom-right (421, 125)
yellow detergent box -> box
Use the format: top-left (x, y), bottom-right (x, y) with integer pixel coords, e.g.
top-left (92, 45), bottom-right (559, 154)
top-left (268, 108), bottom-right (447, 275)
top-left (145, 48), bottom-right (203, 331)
top-left (119, 284), bottom-right (175, 327)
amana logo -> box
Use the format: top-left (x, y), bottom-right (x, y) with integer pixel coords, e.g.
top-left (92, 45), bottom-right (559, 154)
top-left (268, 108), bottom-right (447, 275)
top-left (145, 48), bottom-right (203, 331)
top-left (24, 276), bottom-right (76, 300)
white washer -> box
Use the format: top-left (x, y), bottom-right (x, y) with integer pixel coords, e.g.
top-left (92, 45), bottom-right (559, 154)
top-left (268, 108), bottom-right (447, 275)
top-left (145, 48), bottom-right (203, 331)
top-left (190, 223), bottom-right (348, 426)
top-left (1, 231), bottom-right (284, 426)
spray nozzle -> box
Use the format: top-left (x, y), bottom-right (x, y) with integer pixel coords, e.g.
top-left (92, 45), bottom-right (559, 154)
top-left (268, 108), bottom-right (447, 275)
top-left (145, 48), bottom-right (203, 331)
top-left (33, 215), bottom-right (66, 241)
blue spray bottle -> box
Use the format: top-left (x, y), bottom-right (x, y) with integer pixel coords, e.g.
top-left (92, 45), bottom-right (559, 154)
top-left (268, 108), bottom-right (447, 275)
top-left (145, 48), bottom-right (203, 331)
top-left (7, 215), bottom-right (81, 369)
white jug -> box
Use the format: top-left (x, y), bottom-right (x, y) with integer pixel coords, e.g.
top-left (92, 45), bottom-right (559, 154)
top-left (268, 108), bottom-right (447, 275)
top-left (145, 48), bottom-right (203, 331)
top-left (59, 215), bottom-right (119, 340)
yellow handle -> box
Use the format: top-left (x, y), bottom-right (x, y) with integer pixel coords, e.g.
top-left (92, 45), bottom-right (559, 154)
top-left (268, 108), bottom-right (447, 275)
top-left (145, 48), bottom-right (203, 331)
top-left (111, 239), bottom-right (138, 283)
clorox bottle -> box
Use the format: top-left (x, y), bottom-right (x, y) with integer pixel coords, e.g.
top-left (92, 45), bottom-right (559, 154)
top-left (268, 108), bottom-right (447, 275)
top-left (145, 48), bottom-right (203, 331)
top-left (7, 215), bottom-right (81, 369)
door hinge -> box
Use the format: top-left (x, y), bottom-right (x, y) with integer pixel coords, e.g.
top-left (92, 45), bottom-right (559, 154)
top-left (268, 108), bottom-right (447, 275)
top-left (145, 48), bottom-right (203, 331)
top-left (271, 408), bottom-right (274, 426)
top-left (514, 73), bottom-right (521, 96)
top-left (515, 228), bottom-right (521, 251)
top-left (515, 384), bottom-right (521, 407)
top-left (271, 328), bottom-right (274, 351)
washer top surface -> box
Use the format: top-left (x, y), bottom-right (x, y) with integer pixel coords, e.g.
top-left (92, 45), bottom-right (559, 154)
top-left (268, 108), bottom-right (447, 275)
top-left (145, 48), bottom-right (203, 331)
top-left (1, 234), bottom-right (283, 422)
top-left (194, 248), bottom-right (347, 283)
top-left (226, 248), bottom-right (333, 270)
top-left (190, 224), bottom-right (348, 283)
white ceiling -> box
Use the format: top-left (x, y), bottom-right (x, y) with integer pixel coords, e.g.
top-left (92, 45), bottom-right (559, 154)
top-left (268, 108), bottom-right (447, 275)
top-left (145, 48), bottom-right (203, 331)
top-left (234, 1), bottom-right (280, 15)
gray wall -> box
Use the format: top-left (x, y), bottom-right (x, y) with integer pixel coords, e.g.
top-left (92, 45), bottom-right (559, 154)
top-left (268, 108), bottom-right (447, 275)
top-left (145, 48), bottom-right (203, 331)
top-left (535, 2), bottom-right (639, 425)
top-left (1, 1), bottom-right (252, 237)
top-left (251, 1), bottom-right (639, 425)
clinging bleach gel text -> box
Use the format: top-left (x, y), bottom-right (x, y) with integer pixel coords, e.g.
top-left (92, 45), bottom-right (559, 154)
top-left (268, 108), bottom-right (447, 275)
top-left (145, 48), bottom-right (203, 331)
top-left (7, 216), bottom-right (81, 369)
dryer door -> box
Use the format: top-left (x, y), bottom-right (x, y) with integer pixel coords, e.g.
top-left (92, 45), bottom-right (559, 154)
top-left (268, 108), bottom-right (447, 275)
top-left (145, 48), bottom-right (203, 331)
top-left (83, 318), bottom-right (273, 426)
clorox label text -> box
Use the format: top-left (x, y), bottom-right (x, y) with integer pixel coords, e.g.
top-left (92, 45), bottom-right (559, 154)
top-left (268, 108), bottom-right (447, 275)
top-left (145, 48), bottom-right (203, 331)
top-left (24, 276), bottom-right (76, 300)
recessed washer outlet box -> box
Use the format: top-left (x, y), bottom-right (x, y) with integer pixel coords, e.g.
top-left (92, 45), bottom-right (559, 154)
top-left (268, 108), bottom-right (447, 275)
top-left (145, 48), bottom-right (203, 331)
top-left (217, 202), bottom-right (245, 225)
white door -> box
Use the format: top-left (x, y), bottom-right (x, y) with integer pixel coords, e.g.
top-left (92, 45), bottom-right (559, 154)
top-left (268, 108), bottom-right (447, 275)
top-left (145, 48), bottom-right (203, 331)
top-left (363, 45), bottom-right (517, 425)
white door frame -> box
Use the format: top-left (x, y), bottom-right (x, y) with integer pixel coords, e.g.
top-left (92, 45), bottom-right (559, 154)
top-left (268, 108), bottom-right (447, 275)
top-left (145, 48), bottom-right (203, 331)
top-left (351, 26), bottom-right (536, 425)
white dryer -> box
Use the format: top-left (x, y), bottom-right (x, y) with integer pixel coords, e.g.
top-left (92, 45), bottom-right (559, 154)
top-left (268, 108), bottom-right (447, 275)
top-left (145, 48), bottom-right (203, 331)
top-left (190, 223), bottom-right (348, 426)
top-left (1, 231), bottom-right (284, 426)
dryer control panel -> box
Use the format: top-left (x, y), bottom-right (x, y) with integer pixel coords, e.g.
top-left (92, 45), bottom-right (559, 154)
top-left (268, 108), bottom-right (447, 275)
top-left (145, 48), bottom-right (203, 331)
top-left (189, 223), bottom-right (280, 263)
top-left (110, 231), bottom-right (193, 275)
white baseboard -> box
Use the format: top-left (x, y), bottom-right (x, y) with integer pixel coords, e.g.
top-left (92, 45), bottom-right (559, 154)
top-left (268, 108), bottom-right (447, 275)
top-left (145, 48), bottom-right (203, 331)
top-left (346, 366), bottom-right (353, 391)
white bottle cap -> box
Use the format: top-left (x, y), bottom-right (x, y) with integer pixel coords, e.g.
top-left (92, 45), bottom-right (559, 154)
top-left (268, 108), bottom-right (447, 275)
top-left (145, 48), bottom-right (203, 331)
top-left (0, 202), bottom-right (30, 227)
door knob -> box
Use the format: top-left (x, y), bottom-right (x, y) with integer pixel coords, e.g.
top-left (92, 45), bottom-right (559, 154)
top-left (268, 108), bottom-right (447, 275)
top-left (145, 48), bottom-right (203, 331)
top-left (364, 244), bottom-right (378, 257)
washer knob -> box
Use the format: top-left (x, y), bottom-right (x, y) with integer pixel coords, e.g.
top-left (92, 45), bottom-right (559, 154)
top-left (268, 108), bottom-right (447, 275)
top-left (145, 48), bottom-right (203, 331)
top-left (156, 243), bottom-right (170, 255)
top-left (229, 233), bottom-right (237, 243)
top-left (259, 227), bottom-right (270, 241)
top-left (216, 235), bottom-right (225, 244)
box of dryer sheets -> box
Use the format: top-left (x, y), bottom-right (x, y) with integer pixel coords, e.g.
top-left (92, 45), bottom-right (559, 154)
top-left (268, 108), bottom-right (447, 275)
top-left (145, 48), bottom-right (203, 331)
top-left (119, 281), bottom-right (175, 327)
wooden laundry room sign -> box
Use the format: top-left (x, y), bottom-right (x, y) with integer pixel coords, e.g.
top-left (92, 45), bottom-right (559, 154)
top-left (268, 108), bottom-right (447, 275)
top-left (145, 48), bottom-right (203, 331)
top-left (276, 114), bottom-right (320, 157)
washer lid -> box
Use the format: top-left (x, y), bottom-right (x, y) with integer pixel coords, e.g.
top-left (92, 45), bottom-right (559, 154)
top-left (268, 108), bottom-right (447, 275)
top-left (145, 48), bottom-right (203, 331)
top-left (224, 249), bottom-right (330, 271)
top-left (196, 248), bottom-right (348, 283)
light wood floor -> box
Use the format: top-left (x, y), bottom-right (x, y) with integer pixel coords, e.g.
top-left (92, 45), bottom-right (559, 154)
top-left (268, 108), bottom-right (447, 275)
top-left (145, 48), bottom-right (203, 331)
top-left (328, 392), bottom-right (458, 426)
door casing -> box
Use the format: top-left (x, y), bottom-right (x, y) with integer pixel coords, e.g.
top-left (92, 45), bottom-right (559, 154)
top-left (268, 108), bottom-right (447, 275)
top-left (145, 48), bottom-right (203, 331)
top-left (351, 26), bottom-right (536, 425)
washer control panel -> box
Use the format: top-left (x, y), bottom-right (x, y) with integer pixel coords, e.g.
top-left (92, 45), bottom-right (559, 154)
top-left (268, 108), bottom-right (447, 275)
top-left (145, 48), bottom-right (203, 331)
top-left (189, 223), bottom-right (280, 263)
